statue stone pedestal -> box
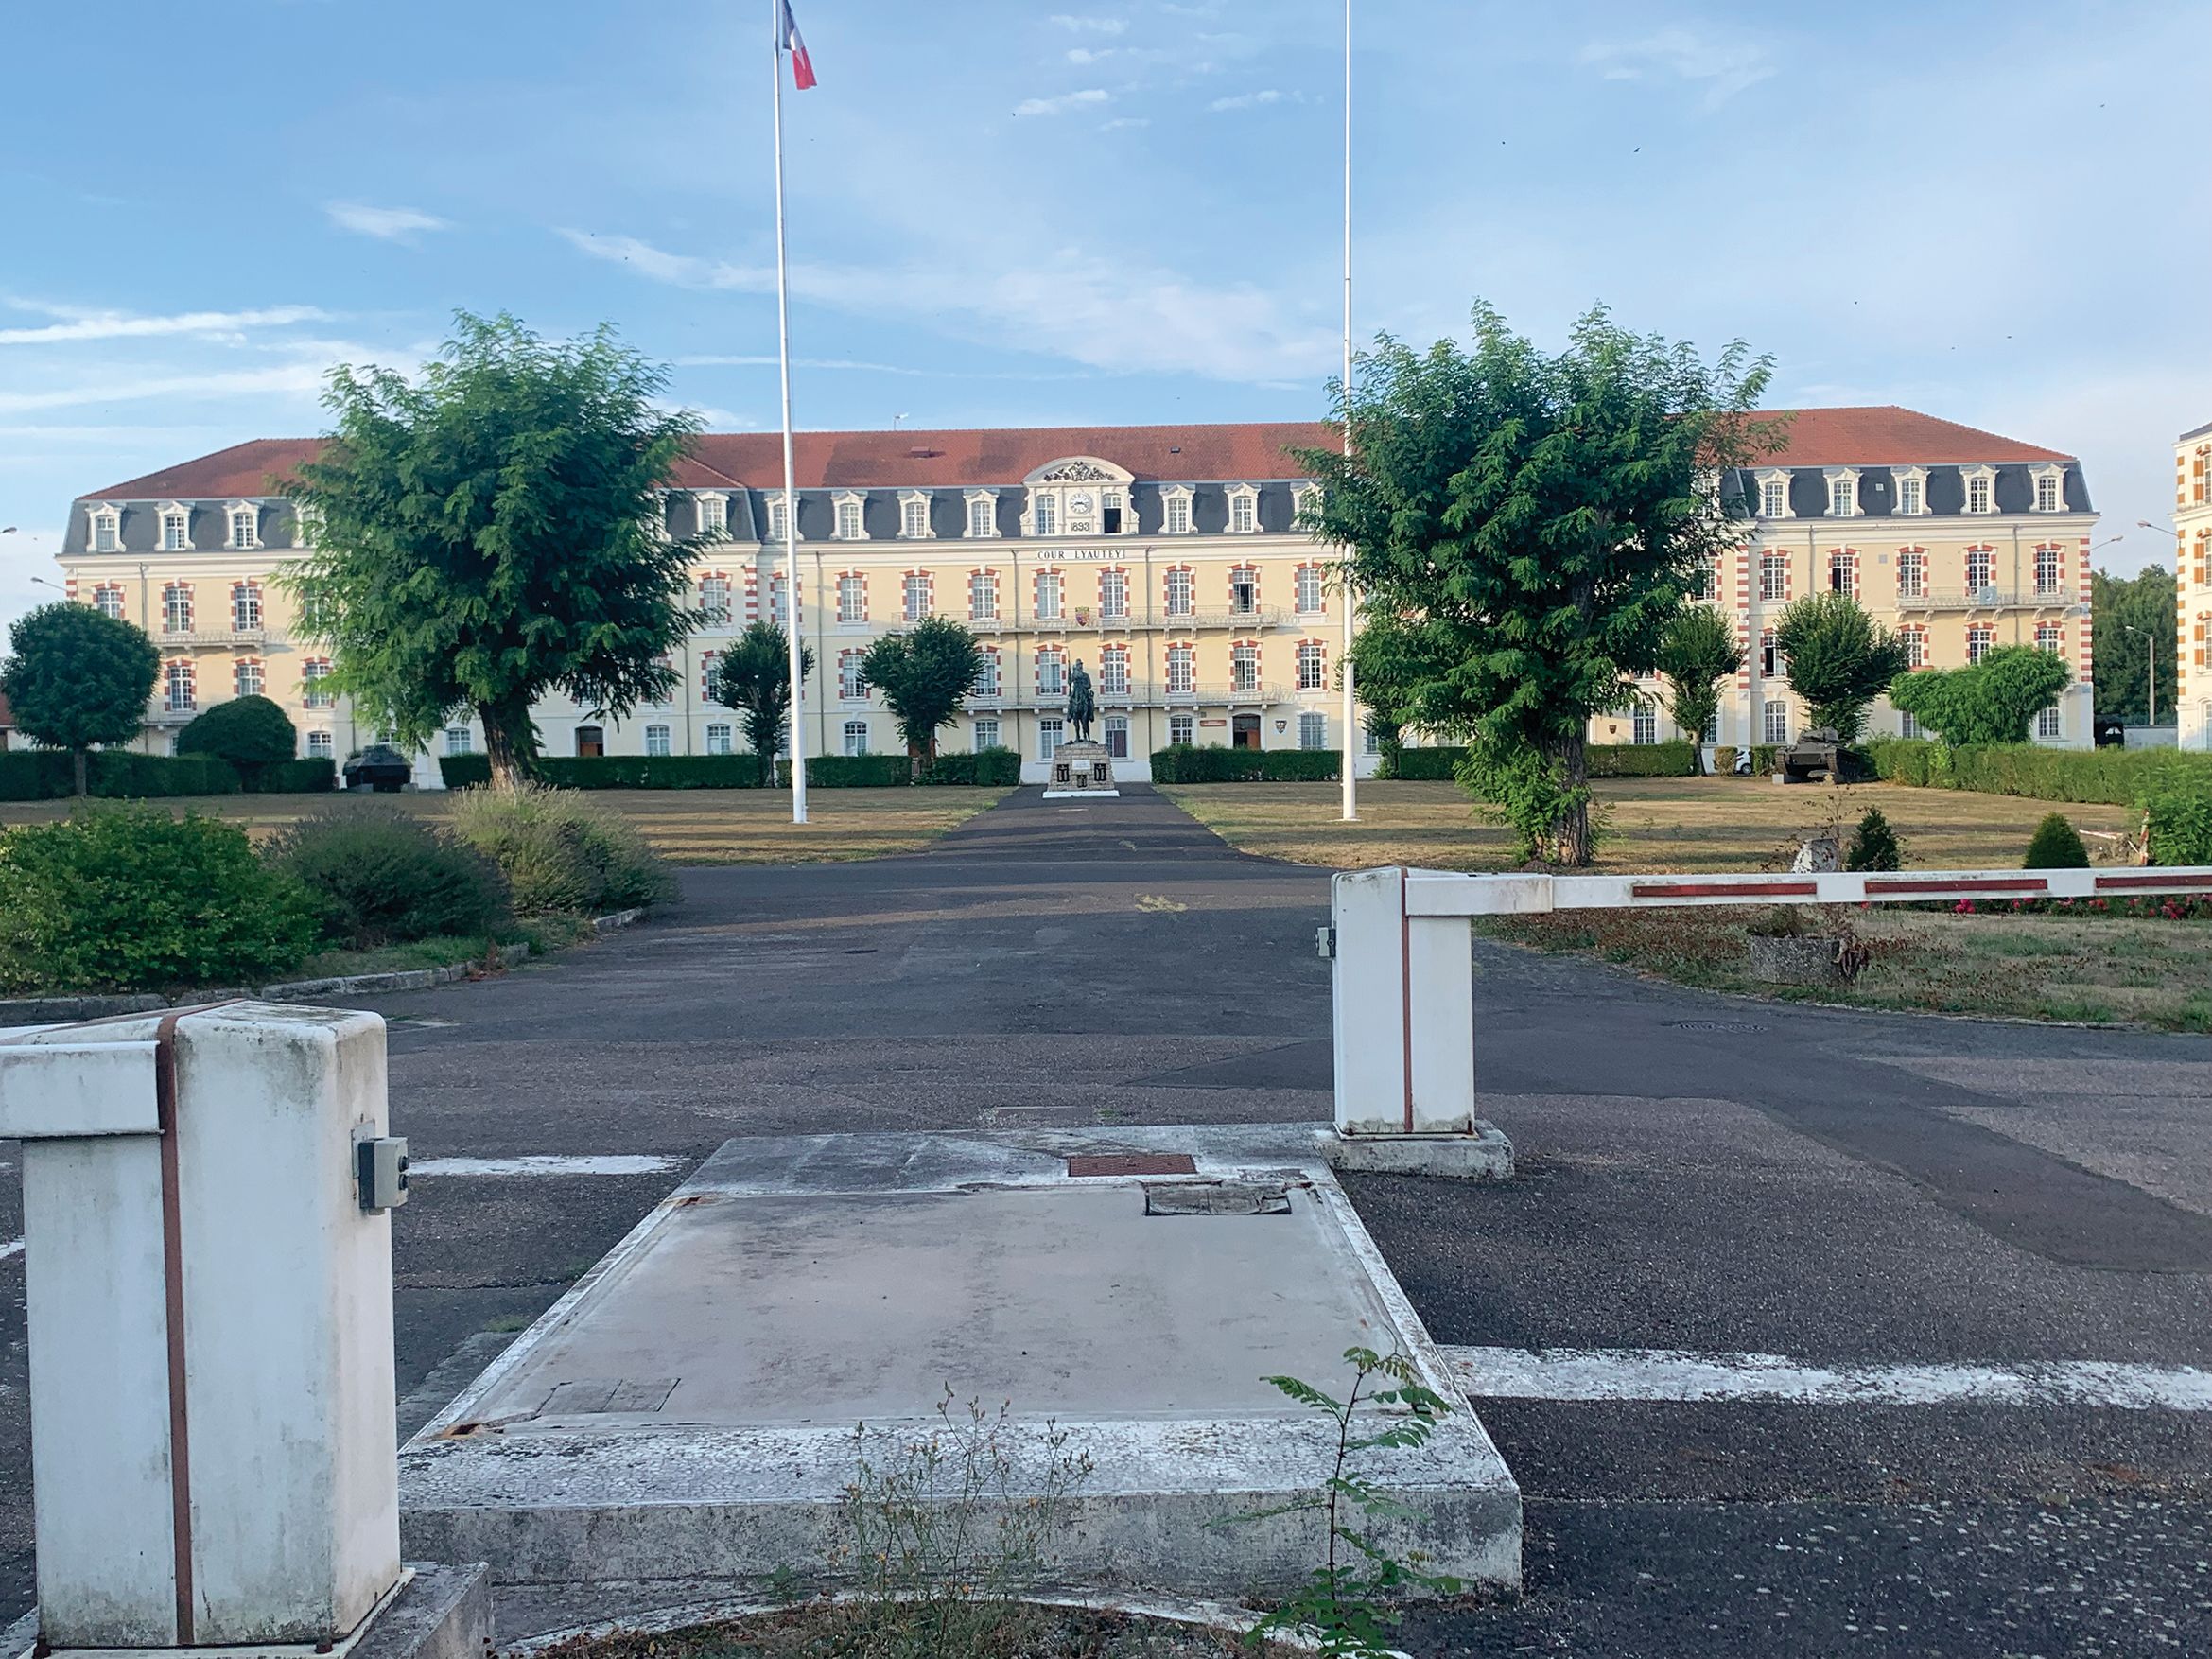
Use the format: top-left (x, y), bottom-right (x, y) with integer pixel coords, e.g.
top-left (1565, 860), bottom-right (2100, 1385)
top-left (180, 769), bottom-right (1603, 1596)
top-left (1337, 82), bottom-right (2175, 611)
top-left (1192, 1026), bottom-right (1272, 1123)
top-left (1043, 740), bottom-right (1119, 797)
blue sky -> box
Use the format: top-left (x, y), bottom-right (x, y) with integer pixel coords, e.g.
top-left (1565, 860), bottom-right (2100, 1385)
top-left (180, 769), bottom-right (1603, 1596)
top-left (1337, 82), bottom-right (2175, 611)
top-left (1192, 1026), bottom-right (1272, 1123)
top-left (2, 0), bottom-right (2206, 622)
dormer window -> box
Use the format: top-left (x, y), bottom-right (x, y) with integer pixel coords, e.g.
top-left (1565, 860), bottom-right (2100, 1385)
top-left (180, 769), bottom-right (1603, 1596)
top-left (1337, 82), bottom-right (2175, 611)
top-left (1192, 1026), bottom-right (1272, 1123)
top-left (1754, 471), bottom-right (1791, 519)
top-left (1162, 487), bottom-right (1193, 535)
top-left (1101, 489), bottom-right (1123, 534)
top-left (1892, 467), bottom-right (1927, 515)
top-left (1296, 484), bottom-right (1326, 528)
top-left (766, 496), bottom-right (790, 544)
top-left (1033, 492), bottom-right (1057, 536)
top-left (833, 491), bottom-right (867, 540)
top-left (159, 503), bottom-right (192, 551)
top-left (91, 505), bottom-right (121, 552)
top-left (965, 490), bottom-right (998, 538)
top-left (696, 493), bottom-right (729, 539)
top-left (899, 491), bottom-right (933, 539)
top-left (1963, 466), bottom-right (1996, 515)
top-left (1825, 469), bottom-right (1859, 517)
top-left (1228, 485), bottom-right (1258, 534)
top-left (227, 503), bottom-right (260, 550)
top-left (2030, 464), bottom-right (2064, 513)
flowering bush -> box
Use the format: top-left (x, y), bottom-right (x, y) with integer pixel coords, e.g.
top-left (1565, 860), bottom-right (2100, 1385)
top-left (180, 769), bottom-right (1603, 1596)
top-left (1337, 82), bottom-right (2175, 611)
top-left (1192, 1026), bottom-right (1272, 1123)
top-left (1942, 895), bottom-right (2212, 921)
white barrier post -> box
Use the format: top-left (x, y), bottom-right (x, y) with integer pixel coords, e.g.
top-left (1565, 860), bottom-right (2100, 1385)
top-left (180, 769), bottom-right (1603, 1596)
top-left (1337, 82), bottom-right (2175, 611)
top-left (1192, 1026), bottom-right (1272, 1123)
top-left (0, 1003), bottom-right (442, 1654)
top-left (1322, 867), bottom-right (1513, 1178)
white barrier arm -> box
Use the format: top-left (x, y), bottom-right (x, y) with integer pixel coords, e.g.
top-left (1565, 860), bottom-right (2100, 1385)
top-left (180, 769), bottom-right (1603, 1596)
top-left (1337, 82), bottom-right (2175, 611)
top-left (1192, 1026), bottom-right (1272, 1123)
top-left (1403, 864), bottom-right (2212, 917)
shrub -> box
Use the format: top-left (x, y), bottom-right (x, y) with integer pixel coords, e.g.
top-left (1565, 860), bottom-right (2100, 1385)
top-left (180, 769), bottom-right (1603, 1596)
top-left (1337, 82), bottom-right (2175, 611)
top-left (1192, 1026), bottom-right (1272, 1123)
top-left (0, 751), bottom-right (250, 802)
top-left (2144, 791), bottom-right (2212, 866)
top-left (177, 695), bottom-right (300, 785)
top-left (263, 809), bottom-right (510, 949)
top-left (2025, 812), bottom-right (2090, 869)
top-left (1867, 741), bottom-right (2212, 807)
top-left (439, 754), bottom-right (494, 789)
top-left (0, 804), bottom-right (321, 992)
top-left (804, 754), bottom-right (914, 788)
top-left (1845, 807), bottom-right (1904, 872)
top-left (446, 783), bottom-right (676, 916)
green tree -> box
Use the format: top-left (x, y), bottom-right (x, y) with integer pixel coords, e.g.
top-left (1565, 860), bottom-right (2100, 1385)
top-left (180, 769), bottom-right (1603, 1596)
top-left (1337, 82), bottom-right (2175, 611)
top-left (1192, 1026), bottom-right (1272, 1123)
top-left (2024, 812), bottom-right (2089, 869)
top-left (282, 312), bottom-right (705, 786)
top-left (1305, 303), bottom-right (1780, 864)
top-left (0, 602), bottom-right (160, 795)
top-left (1654, 605), bottom-right (1742, 774)
top-left (708, 621), bottom-right (814, 785)
top-left (178, 694), bottom-right (298, 786)
top-left (1769, 592), bottom-right (1911, 743)
top-left (2090, 566), bottom-right (2176, 725)
top-left (857, 616), bottom-right (987, 769)
top-left (1845, 807), bottom-right (1904, 872)
top-left (1889, 646), bottom-right (2070, 745)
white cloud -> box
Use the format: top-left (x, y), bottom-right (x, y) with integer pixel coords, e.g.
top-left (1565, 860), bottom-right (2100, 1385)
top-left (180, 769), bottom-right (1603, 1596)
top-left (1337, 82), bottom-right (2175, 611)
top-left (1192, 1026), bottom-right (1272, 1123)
top-left (676, 354), bottom-right (1105, 383)
top-left (325, 201), bottom-right (451, 240)
top-left (1208, 88), bottom-right (1283, 112)
top-left (1101, 116), bottom-right (1151, 131)
top-left (1579, 28), bottom-right (1776, 113)
top-left (1066, 46), bottom-right (1113, 63)
top-left (0, 304), bottom-right (332, 347)
top-left (0, 362), bottom-right (332, 416)
top-left (1014, 88), bottom-right (1110, 117)
top-left (1049, 14), bottom-right (1126, 34)
top-left (566, 231), bottom-right (1335, 387)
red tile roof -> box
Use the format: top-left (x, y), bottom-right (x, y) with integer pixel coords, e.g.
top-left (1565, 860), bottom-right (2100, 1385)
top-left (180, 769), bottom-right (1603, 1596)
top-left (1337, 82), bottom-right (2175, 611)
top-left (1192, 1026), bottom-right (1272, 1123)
top-left (1752, 407), bottom-right (2072, 466)
top-left (79, 408), bottom-right (2073, 501)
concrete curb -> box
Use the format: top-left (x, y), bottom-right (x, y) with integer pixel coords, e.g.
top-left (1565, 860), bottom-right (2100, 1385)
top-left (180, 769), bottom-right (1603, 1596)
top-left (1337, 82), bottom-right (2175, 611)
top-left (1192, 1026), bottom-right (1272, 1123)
top-left (0, 908), bottom-right (646, 1022)
top-left (501, 1587), bottom-right (1356, 1656)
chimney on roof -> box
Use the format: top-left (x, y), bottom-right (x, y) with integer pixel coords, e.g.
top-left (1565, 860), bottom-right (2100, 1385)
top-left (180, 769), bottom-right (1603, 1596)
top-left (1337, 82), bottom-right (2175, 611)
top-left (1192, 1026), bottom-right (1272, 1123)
top-left (908, 446), bottom-right (940, 459)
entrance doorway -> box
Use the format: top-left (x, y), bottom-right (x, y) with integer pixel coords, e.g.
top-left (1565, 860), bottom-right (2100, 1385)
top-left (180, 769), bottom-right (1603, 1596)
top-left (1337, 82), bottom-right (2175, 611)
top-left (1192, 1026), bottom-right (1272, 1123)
top-left (575, 725), bottom-right (605, 758)
top-left (1231, 713), bottom-right (1261, 750)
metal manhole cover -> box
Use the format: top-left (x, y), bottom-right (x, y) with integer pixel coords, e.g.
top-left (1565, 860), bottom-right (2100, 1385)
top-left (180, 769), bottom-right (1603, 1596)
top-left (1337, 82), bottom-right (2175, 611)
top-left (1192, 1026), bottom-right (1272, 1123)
top-left (1665, 1020), bottom-right (1768, 1033)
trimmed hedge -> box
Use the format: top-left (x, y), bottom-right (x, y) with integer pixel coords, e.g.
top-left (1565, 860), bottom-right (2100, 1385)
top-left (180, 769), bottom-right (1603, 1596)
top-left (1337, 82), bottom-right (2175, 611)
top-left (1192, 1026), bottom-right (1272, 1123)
top-left (1585, 742), bottom-right (1698, 778)
top-left (1148, 745), bottom-right (1345, 782)
top-left (250, 758), bottom-right (337, 794)
top-left (441, 747), bottom-right (1023, 791)
top-left (1866, 740), bottom-right (2212, 806)
top-left (1381, 746), bottom-right (1468, 781)
top-left (917, 747), bottom-right (1021, 786)
top-left (0, 751), bottom-right (246, 801)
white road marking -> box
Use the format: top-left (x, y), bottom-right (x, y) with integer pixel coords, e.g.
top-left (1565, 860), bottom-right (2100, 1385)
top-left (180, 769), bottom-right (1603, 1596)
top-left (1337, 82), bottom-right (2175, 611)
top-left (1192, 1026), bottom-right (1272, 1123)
top-left (0, 1239), bottom-right (23, 1262)
top-left (1442, 1345), bottom-right (2212, 1411)
top-left (408, 1154), bottom-right (683, 1179)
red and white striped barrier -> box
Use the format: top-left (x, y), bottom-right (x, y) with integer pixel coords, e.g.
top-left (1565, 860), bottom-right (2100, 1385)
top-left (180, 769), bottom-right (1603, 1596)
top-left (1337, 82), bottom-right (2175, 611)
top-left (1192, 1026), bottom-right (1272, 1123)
top-left (1324, 863), bottom-right (2212, 1176)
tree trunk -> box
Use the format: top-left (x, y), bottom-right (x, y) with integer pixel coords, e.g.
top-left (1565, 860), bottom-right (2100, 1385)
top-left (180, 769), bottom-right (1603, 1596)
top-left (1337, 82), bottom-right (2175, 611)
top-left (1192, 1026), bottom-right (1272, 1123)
top-left (72, 747), bottom-right (88, 797)
top-left (1549, 731), bottom-right (1594, 866)
top-left (479, 702), bottom-right (534, 788)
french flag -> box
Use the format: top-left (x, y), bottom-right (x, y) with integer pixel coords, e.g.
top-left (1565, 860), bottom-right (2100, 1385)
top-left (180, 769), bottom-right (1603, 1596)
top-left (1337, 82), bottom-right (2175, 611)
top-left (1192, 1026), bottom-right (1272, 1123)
top-left (778, 0), bottom-right (817, 90)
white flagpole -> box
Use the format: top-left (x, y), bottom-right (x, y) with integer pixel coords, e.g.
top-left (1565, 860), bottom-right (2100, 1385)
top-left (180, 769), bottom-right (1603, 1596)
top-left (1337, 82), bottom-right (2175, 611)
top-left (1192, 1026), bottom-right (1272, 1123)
top-left (1338, 0), bottom-right (1358, 822)
top-left (772, 0), bottom-right (807, 823)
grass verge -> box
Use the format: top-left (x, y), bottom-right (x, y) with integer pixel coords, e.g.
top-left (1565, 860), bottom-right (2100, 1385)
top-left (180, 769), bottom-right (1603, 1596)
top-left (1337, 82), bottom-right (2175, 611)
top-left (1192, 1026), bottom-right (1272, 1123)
top-left (1482, 905), bottom-right (2212, 1032)
top-left (0, 787), bottom-right (1013, 865)
top-left (1157, 777), bottom-right (2142, 874)
top-left (293, 915), bottom-right (598, 982)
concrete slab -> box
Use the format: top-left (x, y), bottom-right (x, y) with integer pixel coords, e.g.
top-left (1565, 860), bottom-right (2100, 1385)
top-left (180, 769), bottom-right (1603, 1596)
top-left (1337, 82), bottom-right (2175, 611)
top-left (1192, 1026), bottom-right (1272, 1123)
top-left (399, 1124), bottom-right (1519, 1600)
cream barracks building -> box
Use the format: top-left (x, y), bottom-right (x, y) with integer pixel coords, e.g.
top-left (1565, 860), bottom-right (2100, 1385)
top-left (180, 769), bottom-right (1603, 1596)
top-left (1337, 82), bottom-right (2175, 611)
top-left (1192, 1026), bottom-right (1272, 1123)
top-left (2174, 417), bottom-right (2212, 749)
top-left (56, 408), bottom-right (2094, 785)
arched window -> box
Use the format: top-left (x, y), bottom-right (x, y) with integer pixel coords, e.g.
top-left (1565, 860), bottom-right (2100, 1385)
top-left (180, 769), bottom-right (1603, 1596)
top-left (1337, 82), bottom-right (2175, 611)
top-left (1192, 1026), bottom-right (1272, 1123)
top-left (233, 658), bottom-right (263, 698)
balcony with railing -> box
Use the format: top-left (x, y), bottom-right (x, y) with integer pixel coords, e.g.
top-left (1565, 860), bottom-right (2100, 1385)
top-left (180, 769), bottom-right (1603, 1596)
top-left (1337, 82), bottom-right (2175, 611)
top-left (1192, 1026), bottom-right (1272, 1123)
top-left (973, 679), bottom-right (1289, 711)
top-left (961, 606), bottom-right (1292, 634)
top-left (161, 626), bottom-right (270, 648)
top-left (1893, 586), bottom-right (2080, 613)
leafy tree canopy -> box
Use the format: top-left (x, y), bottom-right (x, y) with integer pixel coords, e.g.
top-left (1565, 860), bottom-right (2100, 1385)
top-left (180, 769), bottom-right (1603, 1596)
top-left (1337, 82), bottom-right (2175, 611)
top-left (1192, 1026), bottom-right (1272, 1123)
top-left (178, 694), bottom-right (298, 776)
top-left (858, 617), bottom-right (987, 765)
top-left (282, 311), bottom-right (705, 785)
top-left (0, 602), bottom-right (160, 795)
top-left (1889, 646), bottom-right (2069, 746)
top-left (1654, 605), bottom-right (1743, 773)
top-left (1303, 301), bottom-right (1781, 863)
top-left (708, 621), bottom-right (814, 786)
top-left (2090, 566), bottom-right (2176, 725)
top-left (1770, 592), bottom-right (1911, 743)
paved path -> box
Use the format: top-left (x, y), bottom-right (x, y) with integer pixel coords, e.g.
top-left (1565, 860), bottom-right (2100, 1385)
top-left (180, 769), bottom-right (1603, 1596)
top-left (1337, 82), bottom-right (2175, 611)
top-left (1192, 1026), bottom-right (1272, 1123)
top-left (5, 782), bottom-right (2211, 1654)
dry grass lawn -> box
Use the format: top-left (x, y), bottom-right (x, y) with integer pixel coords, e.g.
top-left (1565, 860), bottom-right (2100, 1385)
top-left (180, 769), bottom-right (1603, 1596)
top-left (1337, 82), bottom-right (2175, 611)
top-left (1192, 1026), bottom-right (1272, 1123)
top-left (0, 787), bottom-right (1011, 865)
top-left (1157, 777), bottom-right (2142, 874)
top-left (1484, 903), bottom-right (2212, 1033)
